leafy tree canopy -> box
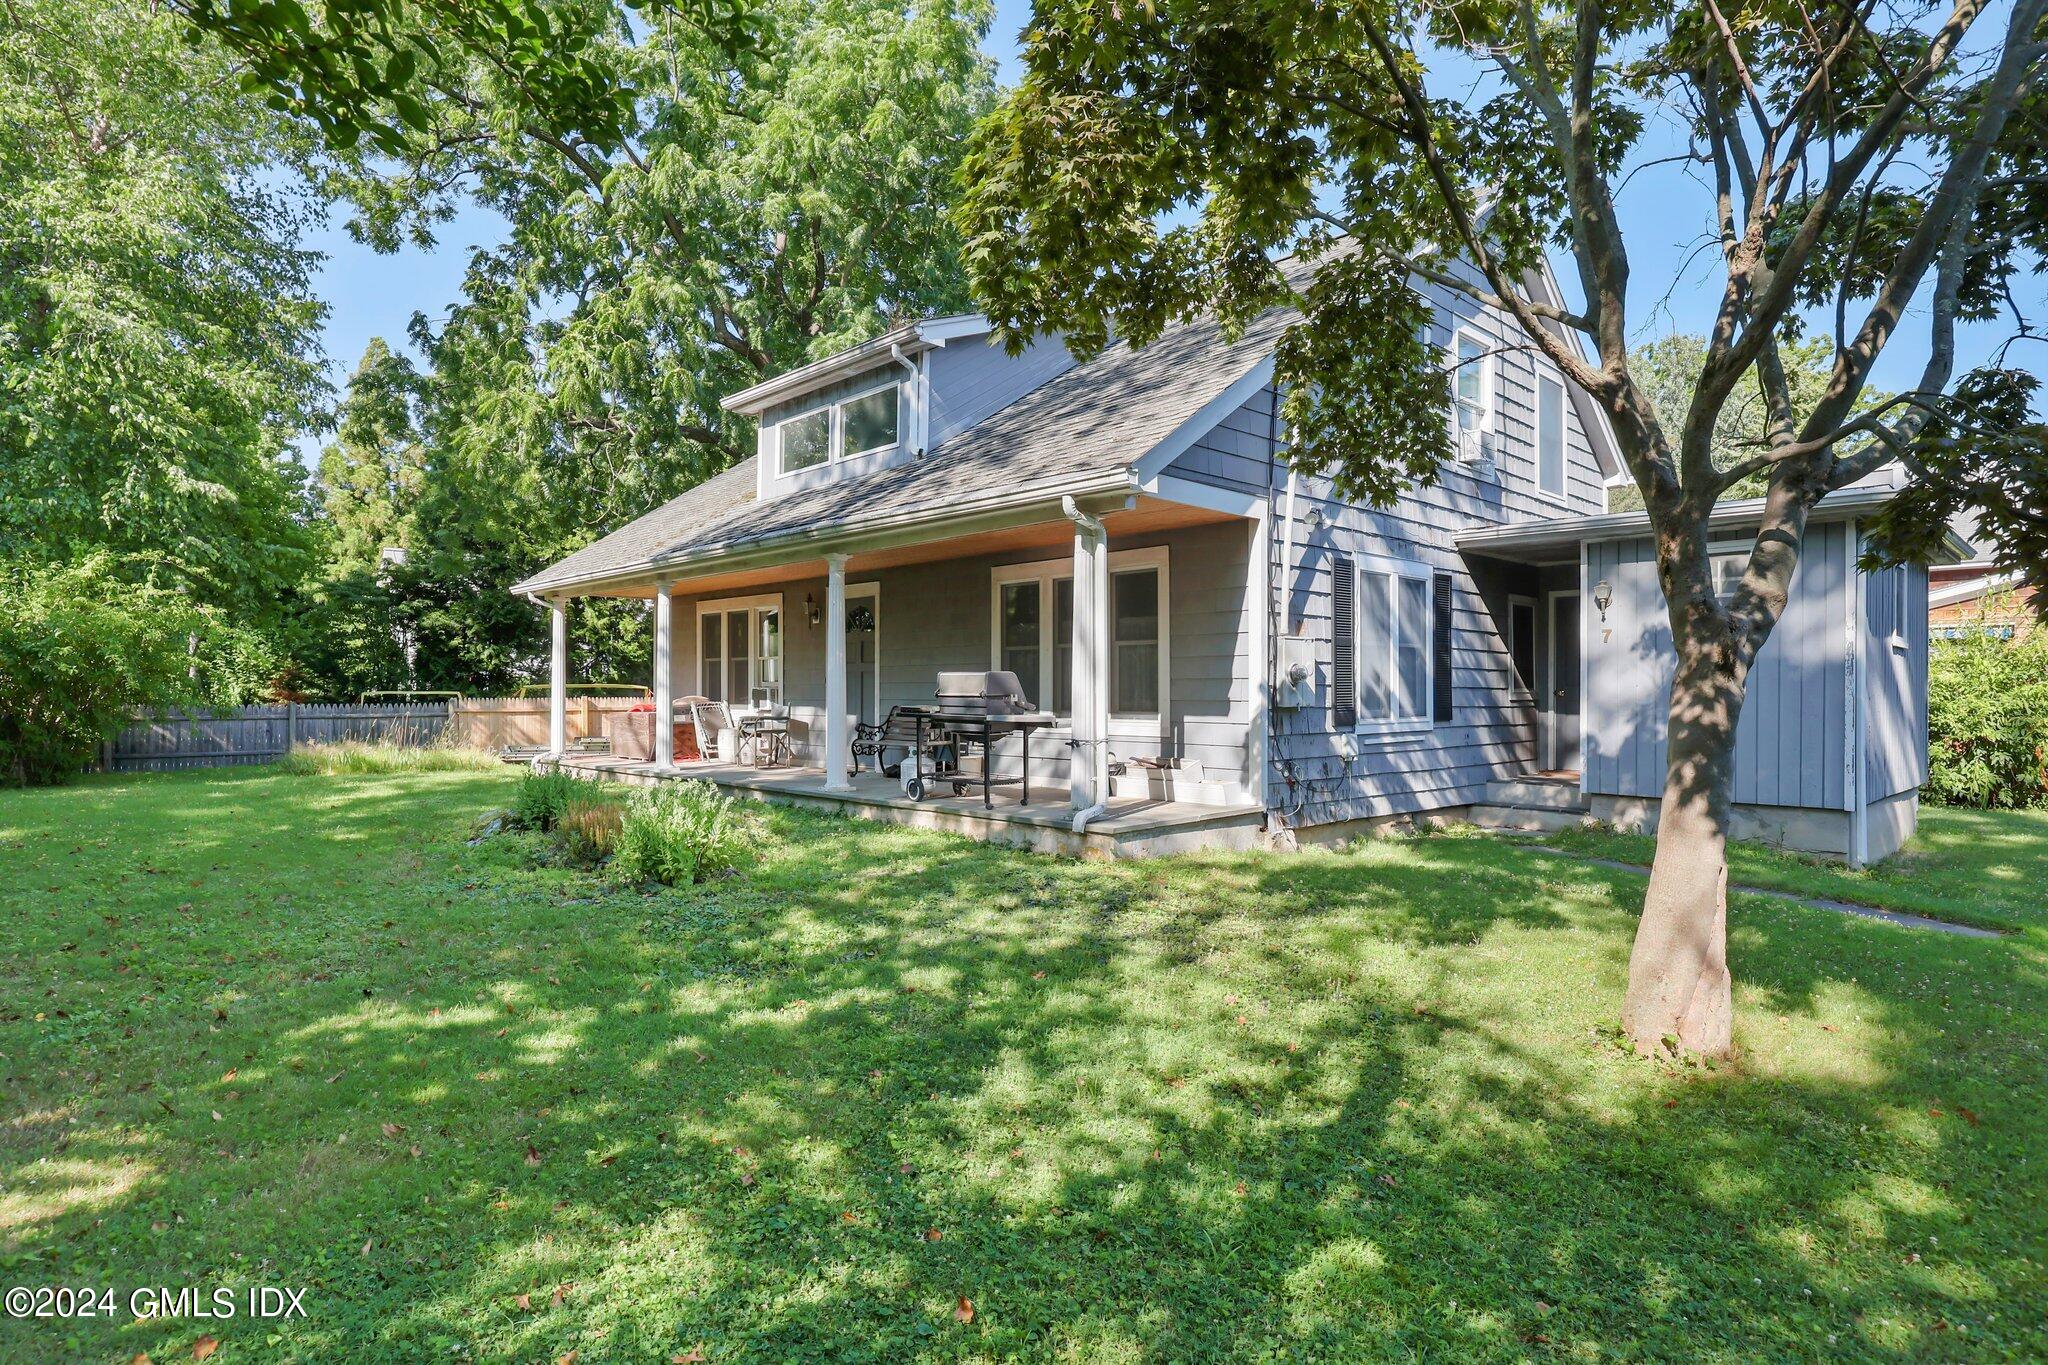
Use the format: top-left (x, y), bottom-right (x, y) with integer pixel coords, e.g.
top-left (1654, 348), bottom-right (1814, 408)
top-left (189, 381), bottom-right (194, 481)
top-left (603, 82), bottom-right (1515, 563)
top-left (290, 0), bottom-right (996, 694)
top-left (0, 0), bottom-right (329, 621)
top-left (1617, 334), bottom-right (1891, 507)
top-left (168, 0), bottom-right (757, 155)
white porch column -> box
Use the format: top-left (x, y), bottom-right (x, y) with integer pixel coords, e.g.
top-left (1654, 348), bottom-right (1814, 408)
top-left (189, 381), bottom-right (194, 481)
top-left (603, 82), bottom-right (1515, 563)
top-left (1069, 517), bottom-right (1108, 810)
top-left (651, 580), bottom-right (674, 770)
top-left (823, 553), bottom-right (851, 790)
top-left (547, 596), bottom-right (568, 758)
top-left (1088, 526), bottom-right (1111, 800)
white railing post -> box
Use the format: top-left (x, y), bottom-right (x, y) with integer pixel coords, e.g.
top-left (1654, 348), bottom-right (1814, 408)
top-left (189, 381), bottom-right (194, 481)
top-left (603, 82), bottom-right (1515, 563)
top-left (547, 597), bottom-right (568, 758)
top-left (823, 554), bottom-right (851, 790)
top-left (652, 580), bottom-right (674, 771)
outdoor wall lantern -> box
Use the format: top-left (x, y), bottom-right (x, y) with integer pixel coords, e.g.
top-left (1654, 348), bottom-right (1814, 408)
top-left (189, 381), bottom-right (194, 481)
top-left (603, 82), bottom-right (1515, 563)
top-left (1593, 579), bottom-right (1614, 621)
top-left (805, 592), bottom-right (822, 628)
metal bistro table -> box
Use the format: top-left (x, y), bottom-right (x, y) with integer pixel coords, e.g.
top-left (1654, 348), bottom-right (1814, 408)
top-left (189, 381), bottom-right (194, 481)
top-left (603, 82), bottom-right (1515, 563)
top-left (896, 671), bottom-right (1058, 809)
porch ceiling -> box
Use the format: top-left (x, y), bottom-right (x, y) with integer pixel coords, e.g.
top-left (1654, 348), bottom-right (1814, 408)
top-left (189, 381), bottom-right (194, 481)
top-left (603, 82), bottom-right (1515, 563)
top-left (580, 495), bottom-right (1243, 599)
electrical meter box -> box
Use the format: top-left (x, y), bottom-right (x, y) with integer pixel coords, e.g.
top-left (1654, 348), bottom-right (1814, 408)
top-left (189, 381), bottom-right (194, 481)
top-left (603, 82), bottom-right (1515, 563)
top-left (1277, 635), bottom-right (1317, 709)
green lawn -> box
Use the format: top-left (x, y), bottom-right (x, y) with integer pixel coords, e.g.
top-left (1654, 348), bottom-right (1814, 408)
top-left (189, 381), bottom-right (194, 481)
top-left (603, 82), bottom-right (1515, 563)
top-left (1546, 805), bottom-right (2048, 936)
top-left (2, 770), bottom-right (2042, 1362)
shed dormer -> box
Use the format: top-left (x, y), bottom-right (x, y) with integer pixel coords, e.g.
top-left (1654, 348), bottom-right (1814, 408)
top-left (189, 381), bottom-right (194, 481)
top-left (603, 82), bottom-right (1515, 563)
top-left (721, 314), bottom-right (1076, 504)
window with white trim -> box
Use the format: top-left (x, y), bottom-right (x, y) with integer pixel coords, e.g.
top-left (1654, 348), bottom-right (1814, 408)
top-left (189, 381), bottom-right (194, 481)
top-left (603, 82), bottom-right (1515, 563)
top-left (1537, 375), bottom-right (1567, 499)
top-left (991, 549), bottom-right (1169, 719)
top-left (698, 595), bottom-right (783, 705)
top-left (771, 380), bottom-right (900, 476)
top-left (1451, 330), bottom-right (1491, 450)
top-left (1707, 542), bottom-right (1749, 602)
top-left (1355, 559), bottom-right (1433, 729)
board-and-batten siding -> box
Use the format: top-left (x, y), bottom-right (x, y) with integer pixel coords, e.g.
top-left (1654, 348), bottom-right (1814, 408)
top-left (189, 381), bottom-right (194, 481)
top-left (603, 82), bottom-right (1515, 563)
top-left (1164, 362), bottom-right (1608, 825)
top-left (664, 519), bottom-right (1258, 791)
top-left (1862, 553), bottom-right (1929, 800)
top-left (1585, 524), bottom-right (1853, 811)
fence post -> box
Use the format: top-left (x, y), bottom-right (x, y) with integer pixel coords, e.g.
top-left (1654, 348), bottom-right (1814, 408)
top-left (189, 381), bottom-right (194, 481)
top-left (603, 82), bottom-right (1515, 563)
top-left (285, 701), bottom-right (298, 754)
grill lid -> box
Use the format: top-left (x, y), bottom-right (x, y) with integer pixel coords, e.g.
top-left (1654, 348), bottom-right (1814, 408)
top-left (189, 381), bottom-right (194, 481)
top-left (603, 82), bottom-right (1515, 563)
top-left (933, 670), bottom-right (1035, 714)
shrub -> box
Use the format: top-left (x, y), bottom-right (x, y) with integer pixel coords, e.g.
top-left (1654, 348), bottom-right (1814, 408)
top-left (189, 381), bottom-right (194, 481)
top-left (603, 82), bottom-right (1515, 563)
top-left (613, 781), bottom-right (757, 886)
top-left (1926, 627), bottom-right (2048, 808)
top-left (278, 740), bottom-right (499, 776)
top-left (512, 769), bottom-right (583, 832)
top-left (0, 556), bottom-right (267, 786)
top-left (554, 793), bottom-right (626, 868)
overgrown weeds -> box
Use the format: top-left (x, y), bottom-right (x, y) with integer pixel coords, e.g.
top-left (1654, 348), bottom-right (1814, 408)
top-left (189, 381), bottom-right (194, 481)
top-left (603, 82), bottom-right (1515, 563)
top-left (277, 740), bottom-right (500, 776)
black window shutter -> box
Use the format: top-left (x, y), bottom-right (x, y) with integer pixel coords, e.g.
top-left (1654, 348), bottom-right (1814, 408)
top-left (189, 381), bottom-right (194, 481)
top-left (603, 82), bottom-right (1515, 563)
top-left (1432, 572), bottom-right (1455, 723)
top-left (1331, 555), bottom-right (1356, 728)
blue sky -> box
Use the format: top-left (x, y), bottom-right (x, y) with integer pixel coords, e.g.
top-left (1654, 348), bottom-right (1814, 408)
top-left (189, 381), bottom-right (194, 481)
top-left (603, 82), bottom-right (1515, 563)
top-left (297, 0), bottom-right (2032, 460)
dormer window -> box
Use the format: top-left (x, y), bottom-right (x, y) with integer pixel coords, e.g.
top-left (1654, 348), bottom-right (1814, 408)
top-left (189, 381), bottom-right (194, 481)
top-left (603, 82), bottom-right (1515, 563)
top-left (778, 408), bottom-right (831, 473)
top-left (772, 379), bottom-right (900, 476)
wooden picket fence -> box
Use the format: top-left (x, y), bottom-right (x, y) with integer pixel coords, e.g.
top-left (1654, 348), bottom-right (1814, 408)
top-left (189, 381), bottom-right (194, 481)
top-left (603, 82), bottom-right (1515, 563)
top-left (105, 696), bottom-right (648, 772)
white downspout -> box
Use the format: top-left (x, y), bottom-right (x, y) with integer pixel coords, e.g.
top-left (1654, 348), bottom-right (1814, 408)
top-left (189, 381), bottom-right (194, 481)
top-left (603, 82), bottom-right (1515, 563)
top-left (890, 343), bottom-right (925, 456)
top-left (1063, 495), bottom-right (1109, 834)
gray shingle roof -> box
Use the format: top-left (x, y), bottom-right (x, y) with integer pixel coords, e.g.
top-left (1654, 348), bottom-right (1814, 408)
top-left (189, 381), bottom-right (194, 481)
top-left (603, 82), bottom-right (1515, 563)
top-left (513, 285), bottom-right (1302, 596)
top-left (511, 458), bottom-right (759, 594)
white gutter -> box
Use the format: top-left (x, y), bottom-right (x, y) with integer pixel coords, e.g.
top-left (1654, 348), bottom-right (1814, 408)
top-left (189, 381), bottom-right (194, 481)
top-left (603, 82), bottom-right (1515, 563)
top-left (1062, 494), bottom-right (1110, 835)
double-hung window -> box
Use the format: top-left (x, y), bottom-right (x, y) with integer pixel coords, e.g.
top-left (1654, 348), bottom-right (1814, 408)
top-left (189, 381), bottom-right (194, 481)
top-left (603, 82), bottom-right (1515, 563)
top-left (698, 595), bottom-right (783, 705)
top-left (772, 380), bottom-right (901, 476)
top-left (991, 549), bottom-right (1168, 720)
top-left (1451, 330), bottom-right (1491, 452)
top-left (1337, 557), bottom-right (1435, 734)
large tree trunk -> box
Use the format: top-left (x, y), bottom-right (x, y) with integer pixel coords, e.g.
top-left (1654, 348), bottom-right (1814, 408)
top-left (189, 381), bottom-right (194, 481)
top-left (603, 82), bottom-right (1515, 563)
top-left (1620, 634), bottom-right (1746, 1059)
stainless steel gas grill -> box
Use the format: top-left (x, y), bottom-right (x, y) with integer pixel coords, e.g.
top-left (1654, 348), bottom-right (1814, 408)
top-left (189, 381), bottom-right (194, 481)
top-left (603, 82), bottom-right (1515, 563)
top-left (894, 670), bottom-right (1058, 808)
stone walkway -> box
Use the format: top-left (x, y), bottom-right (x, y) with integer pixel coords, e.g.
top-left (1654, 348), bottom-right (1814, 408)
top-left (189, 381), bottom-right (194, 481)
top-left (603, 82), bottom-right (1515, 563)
top-left (1523, 846), bottom-right (2006, 939)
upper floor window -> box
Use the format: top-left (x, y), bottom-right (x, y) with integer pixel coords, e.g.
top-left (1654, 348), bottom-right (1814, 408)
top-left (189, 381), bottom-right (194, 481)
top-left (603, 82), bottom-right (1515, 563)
top-left (772, 380), bottom-right (900, 476)
top-left (1537, 375), bottom-right (1567, 499)
top-left (1452, 330), bottom-right (1491, 445)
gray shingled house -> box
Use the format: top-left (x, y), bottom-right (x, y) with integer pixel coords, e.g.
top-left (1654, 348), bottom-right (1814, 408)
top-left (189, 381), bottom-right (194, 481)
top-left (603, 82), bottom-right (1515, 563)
top-left (512, 261), bottom-right (1963, 863)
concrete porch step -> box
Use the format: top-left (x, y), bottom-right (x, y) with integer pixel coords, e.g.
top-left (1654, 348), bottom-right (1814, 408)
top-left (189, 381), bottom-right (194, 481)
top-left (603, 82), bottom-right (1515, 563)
top-left (1483, 776), bottom-right (1591, 812)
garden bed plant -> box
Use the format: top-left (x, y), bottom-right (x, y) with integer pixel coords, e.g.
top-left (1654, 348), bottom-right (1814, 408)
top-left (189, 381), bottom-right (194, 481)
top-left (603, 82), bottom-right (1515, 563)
top-left (490, 769), bottom-right (758, 885)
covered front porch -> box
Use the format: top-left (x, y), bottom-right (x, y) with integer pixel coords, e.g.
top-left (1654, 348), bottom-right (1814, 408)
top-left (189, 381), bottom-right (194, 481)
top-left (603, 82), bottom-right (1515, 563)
top-left (544, 751), bottom-right (1265, 859)
top-left (528, 482), bottom-right (1270, 848)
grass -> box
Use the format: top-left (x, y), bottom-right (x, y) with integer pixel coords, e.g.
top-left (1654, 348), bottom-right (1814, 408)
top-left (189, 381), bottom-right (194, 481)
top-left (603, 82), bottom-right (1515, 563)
top-left (275, 740), bottom-right (504, 777)
top-left (1, 769), bottom-right (2042, 1362)
top-left (1545, 804), bottom-right (2048, 935)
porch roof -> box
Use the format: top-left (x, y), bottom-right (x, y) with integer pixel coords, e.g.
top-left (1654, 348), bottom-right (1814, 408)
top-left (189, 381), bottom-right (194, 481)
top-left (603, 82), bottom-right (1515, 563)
top-left (511, 262), bottom-right (1314, 599)
top-left (1453, 481), bottom-right (1974, 564)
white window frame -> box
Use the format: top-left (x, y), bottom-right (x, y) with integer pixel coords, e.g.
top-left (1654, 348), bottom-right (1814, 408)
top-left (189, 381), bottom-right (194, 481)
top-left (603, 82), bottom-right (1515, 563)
top-left (771, 378), bottom-right (901, 477)
top-left (1707, 539), bottom-right (1750, 603)
top-left (1887, 567), bottom-right (1911, 651)
top-left (989, 546), bottom-right (1171, 723)
top-left (1535, 373), bottom-right (1570, 505)
top-left (1352, 553), bottom-right (1435, 737)
top-left (695, 592), bottom-right (785, 706)
top-left (1449, 327), bottom-right (1493, 457)
top-left (1507, 592), bottom-right (1538, 701)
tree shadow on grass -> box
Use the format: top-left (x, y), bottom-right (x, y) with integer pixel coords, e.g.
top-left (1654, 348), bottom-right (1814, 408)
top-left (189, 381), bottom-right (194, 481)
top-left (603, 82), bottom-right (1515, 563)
top-left (3, 778), bottom-right (2044, 1360)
